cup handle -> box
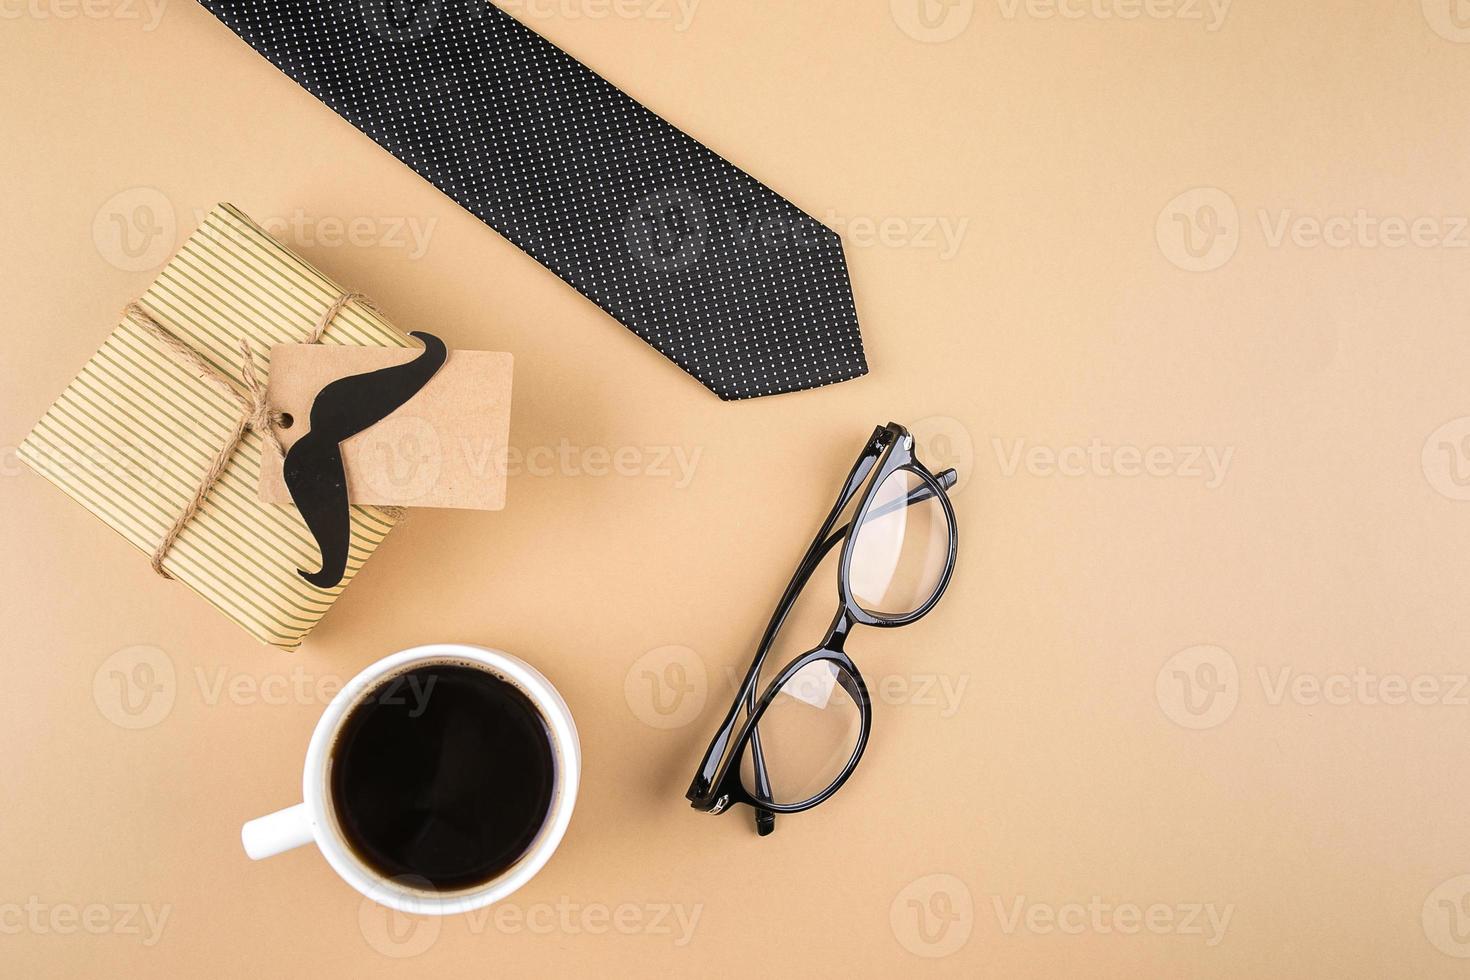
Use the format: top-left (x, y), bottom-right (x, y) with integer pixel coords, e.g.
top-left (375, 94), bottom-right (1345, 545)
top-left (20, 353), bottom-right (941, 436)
top-left (241, 803), bottom-right (313, 860)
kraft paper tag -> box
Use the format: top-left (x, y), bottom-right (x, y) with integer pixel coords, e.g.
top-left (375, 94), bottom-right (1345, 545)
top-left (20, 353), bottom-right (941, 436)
top-left (258, 345), bottom-right (513, 510)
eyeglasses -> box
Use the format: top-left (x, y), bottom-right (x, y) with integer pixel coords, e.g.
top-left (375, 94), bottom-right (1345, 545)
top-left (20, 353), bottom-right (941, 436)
top-left (685, 422), bottom-right (959, 835)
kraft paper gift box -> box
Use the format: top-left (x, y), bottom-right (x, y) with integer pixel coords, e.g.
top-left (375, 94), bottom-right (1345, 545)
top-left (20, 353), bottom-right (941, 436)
top-left (20, 203), bottom-right (414, 650)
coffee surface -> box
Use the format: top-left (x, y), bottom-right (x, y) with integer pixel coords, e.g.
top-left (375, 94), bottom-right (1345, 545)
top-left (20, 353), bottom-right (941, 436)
top-left (329, 665), bottom-right (556, 890)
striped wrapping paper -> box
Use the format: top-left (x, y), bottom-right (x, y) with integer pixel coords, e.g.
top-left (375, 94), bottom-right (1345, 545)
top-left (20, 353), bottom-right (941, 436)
top-left (20, 203), bottom-right (412, 650)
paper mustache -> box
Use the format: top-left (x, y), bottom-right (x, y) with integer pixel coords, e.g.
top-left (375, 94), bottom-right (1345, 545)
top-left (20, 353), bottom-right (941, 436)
top-left (283, 332), bottom-right (448, 588)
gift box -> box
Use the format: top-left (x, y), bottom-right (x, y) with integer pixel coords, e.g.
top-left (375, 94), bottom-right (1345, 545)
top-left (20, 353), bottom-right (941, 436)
top-left (20, 203), bottom-right (413, 650)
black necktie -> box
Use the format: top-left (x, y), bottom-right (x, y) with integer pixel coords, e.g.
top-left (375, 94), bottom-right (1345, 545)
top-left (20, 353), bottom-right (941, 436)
top-left (195, 0), bottom-right (869, 400)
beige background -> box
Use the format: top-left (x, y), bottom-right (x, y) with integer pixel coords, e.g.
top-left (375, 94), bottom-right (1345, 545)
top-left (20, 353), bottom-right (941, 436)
top-left (4, 0), bottom-right (1470, 976)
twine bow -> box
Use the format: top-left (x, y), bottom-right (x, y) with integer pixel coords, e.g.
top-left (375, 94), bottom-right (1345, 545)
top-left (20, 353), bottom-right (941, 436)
top-left (121, 292), bottom-right (377, 579)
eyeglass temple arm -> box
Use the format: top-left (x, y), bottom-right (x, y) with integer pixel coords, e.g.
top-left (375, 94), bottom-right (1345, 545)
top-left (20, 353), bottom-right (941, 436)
top-left (745, 466), bottom-right (958, 835)
top-left (691, 464), bottom-right (960, 794)
top-left (817, 467), bottom-right (958, 552)
top-left (691, 438), bottom-right (891, 797)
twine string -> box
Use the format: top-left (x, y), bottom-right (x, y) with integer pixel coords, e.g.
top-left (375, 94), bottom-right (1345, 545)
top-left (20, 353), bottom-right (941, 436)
top-left (121, 293), bottom-right (377, 579)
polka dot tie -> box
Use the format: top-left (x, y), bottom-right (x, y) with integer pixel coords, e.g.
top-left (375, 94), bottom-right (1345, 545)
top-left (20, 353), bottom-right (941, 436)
top-left (197, 0), bottom-right (870, 400)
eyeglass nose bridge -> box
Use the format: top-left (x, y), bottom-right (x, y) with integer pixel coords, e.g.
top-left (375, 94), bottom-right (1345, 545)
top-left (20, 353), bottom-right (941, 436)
top-left (820, 607), bottom-right (855, 652)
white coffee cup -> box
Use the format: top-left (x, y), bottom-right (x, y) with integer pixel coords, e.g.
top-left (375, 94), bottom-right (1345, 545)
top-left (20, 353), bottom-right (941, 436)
top-left (241, 644), bottom-right (579, 915)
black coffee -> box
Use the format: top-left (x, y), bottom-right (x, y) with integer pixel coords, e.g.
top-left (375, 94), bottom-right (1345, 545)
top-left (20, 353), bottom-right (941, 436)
top-left (329, 664), bottom-right (556, 890)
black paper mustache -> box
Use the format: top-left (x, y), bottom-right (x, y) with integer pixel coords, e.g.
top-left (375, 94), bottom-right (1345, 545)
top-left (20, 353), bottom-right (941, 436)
top-left (283, 332), bottom-right (447, 588)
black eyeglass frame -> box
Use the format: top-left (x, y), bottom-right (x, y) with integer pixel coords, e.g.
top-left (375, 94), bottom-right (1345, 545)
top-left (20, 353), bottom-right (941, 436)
top-left (685, 422), bottom-right (959, 832)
